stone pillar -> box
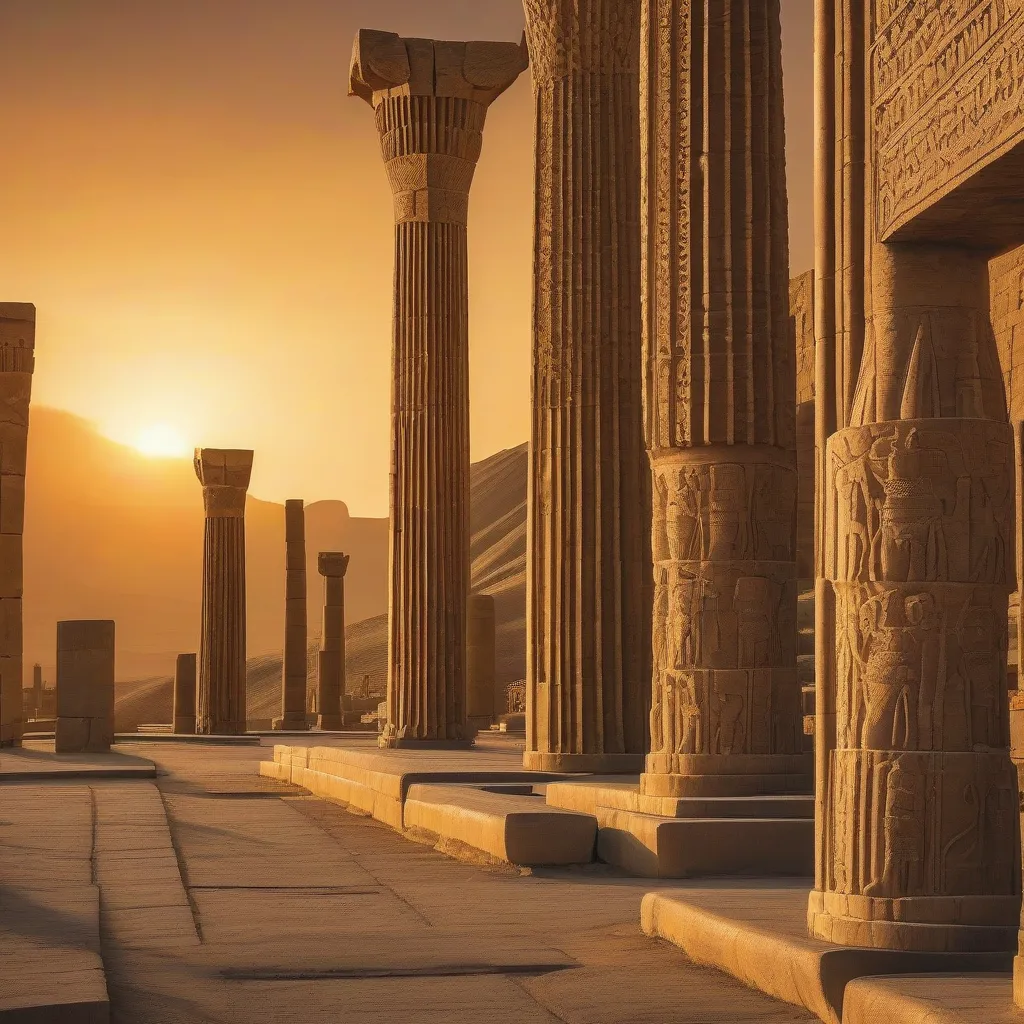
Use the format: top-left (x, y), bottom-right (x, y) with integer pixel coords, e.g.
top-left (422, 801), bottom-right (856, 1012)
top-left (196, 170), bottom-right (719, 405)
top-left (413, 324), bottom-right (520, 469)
top-left (350, 30), bottom-right (526, 748)
top-left (172, 653), bottom-right (197, 735)
top-left (55, 620), bottom-right (115, 753)
top-left (639, 0), bottom-right (803, 801)
top-left (0, 304), bottom-right (34, 747)
top-left (466, 593), bottom-right (496, 735)
top-left (194, 449), bottom-right (253, 736)
top-left (809, 244), bottom-right (1020, 952)
top-left (316, 552), bottom-right (349, 732)
top-left (29, 663), bottom-right (42, 720)
top-left (278, 499), bottom-right (307, 730)
top-left (522, 0), bottom-right (650, 773)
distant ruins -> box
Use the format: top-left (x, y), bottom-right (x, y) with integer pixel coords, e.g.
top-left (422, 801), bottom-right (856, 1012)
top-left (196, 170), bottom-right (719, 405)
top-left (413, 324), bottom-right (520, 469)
top-left (194, 448), bottom-right (253, 736)
top-left (0, 304), bottom-right (34, 747)
top-left (350, 30), bottom-right (527, 747)
top-left (316, 551), bottom-right (349, 732)
top-left (278, 499), bottom-right (308, 731)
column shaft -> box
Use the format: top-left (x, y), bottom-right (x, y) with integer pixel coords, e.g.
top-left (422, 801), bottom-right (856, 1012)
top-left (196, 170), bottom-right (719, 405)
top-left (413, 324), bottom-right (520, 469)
top-left (316, 552), bottom-right (349, 732)
top-left (172, 653), bottom-right (197, 735)
top-left (640, 0), bottom-right (805, 798)
top-left (279, 499), bottom-right (307, 730)
top-left (523, 0), bottom-right (650, 773)
top-left (0, 304), bottom-right (34, 747)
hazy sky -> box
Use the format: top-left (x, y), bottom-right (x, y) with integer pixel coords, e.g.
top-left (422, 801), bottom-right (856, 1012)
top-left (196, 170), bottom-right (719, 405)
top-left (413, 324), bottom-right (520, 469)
top-left (0, 0), bottom-right (813, 516)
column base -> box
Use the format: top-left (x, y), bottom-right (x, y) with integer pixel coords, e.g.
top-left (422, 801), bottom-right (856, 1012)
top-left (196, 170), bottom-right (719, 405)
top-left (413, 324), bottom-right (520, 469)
top-left (522, 752), bottom-right (645, 774)
top-left (807, 889), bottom-right (1020, 953)
top-left (172, 718), bottom-right (196, 735)
top-left (273, 715), bottom-right (308, 732)
top-left (378, 735), bottom-right (475, 751)
top-left (641, 753), bottom-right (812, 797)
top-left (316, 715), bottom-right (344, 731)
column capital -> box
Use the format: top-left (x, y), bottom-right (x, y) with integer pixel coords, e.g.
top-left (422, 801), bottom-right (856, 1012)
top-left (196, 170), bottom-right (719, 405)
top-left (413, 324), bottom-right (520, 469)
top-left (318, 551), bottom-right (350, 579)
top-left (194, 448), bottom-right (254, 518)
top-left (523, 0), bottom-right (640, 82)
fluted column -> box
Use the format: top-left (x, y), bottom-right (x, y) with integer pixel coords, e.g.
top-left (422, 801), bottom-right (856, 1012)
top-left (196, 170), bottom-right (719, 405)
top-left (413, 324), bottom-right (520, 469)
top-left (350, 30), bottom-right (527, 748)
top-left (278, 499), bottom-right (308, 730)
top-left (316, 551), bottom-right (349, 732)
top-left (194, 449), bottom-right (253, 736)
top-left (523, 0), bottom-right (650, 773)
top-left (172, 653), bottom-right (197, 734)
top-left (0, 304), bottom-right (34, 747)
top-left (640, 0), bottom-right (805, 800)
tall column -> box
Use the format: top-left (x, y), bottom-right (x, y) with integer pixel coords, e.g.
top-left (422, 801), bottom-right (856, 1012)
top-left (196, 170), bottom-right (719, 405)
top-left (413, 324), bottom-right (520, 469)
top-left (28, 663), bottom-right (42, 720)
top-left (350, 30), bottom-right (527, 748)
top-left (522, 0), bottom-right (650, 773)
top-left (172, 653), bottom-right (197, 734)
top-left (809, 244), bottom-right (1020, 952)
top-left (466, 593), bottom-right (496, 734)
top-left (194, 449), bottom-right (253, 736)
top-left (640, 0), bottom-right (805, 800)
top-left (316, 551), bottom-right (349, 732)
top-left (0, 304), bottom-right (34, 747)
top-left (278, 499), bottom-right (307, 730)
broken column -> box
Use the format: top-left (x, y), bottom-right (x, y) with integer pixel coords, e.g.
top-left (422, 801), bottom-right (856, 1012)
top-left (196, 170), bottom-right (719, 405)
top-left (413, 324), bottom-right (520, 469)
top-left (350, 30), bottom-right (526, 747)
top-left (522, 0), bottom-right (650, 772)
top-left (194, 449), bottom-right (253, 736)
top-left (55, 620), bottom-right (115, 754)
top-left (316, 552), bottom-right (349, 732)
top-left (0, 304), bottom-right (34, 747)
top-left (640, 0), bottom-right (805, 800)
top-left (466, 593), bottom-right (496, 735)
top-left (278, 499), bottom-right (308, 731)
top-left (172, 653), bottom-right (197, 735)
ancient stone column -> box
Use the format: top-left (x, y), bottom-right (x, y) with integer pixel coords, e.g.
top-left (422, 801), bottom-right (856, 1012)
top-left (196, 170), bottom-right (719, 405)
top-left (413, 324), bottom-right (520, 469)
top-left (194, 449), bottom-right (253, 736)
top-left (350, 30), bottom-right (527, 748)
top-left (809, 244), bottom-right (1021, 952)
top-left (55, 620), bottom-right (115, 754)
top-left (316, 552), bottom-right (349, 732)
top-left (28, 663), bottom-right (42, 720)
top-left (0, 304), bottom-right (34, 748)
top-left (172, 653), bottom-right (197, 735)
top-left (466, 593), bottom-right (496, 734)
top-left (278, 499), bottom-right (308, 731)
top-left (522, 0), bottom-right (650, 773)
top-left (639, 0), bottom-right (805, 800)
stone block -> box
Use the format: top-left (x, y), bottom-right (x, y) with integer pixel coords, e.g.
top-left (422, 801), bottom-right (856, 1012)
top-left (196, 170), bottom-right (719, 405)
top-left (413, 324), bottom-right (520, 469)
top-left (55, 621), bottom-right (114, 753)
top-left (0, 534), bottom-right (23, 598)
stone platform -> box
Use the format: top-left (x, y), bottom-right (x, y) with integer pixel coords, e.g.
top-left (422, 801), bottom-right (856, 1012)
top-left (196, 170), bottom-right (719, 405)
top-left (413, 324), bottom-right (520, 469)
top-left (0, 741), bottom-right (156, 781)
top-left (843, 974), bottom-right (1017, 1024)
top-left (641, 885), bottom-right (1014, 1024)
top-left (545, 780), bottom-right (814, 878)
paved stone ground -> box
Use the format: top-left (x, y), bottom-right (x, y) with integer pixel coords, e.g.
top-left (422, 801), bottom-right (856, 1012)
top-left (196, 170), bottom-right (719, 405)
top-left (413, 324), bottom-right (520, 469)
top-left (5, 740), bottom-right (816, 1023)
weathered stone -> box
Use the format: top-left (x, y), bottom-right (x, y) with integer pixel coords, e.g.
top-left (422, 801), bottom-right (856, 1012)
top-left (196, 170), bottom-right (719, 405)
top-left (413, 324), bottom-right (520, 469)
top-left (350, 30), bottom-right (526, 748)
top-left (0, 303), bottom-right (33, 748)
top-left (639, 0), bottom-right (804, 801)
top-left (522, 0), bottom-right (650, 775)
top-left (172, 653), bottom-right (197, 735)
top-left (315, 551), bottom-right (349, 732)
top-left (55, 620), bottom-right (114, 754)
top-left (194, 448), bottom-right (253, 736)
top-left (278, 499), bottom-right (307, 731)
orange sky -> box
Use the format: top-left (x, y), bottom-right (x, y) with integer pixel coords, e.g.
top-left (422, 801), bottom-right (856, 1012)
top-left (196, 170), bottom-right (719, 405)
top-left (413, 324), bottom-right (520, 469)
top-left (0, 0), bottom-right (813, 517)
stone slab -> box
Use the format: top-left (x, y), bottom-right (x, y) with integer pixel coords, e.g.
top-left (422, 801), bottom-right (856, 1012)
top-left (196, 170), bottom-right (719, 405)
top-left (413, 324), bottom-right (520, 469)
top-left (403, 784), bottom-right (596, 866)
top-left (115, 734), bottom-right (261, 745)
top-left (640, 886), bottom-right (1014, 1024)
top-left (0, 744), bottom-right (155, 780)
top-left (599, 809), bottom-right (813, 878)
top-left (843, 973), bottom-right (1017, 1024)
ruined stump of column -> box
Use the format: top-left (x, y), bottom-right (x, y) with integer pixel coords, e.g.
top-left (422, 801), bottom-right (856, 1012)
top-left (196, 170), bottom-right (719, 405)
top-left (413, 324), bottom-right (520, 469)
top-left (350, 30), bottom-right (527, 748)
top-left (639, 0), bottom-right (806, 801)
top-left (194, 449), bottom-right (253, 736)
top-left (467, 593), bottom-right (496, 735)
top-left (172, 653), bottom-right (197, 735)
top-left (0, 304), bottom-right (34, 747)
top-left (55, 620), bottom-right (115, 754)
top-left (810, 246), bottom-right (1020, 952)
top-left (277, 499), bottom-right (308, 731)
top-left (26, 663), bottom-right (43, 721)
top-left (522, 0), bottom-right (650, 773)
top-left (316, 552), bottom-right (349, 732)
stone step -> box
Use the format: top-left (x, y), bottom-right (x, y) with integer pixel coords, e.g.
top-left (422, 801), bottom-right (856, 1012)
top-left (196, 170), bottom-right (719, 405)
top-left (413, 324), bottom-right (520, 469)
top-left (596, 810), bottom-right (814, 878)
top-left (403, 784), bottom-right (596, 867)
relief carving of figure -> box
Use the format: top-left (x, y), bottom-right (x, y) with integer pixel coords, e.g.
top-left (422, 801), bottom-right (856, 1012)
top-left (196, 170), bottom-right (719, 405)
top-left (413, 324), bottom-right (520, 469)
top-left (665, 466), bottom-right (705, 561)
top-left (865, 756), bottom-right (926, 898)
top-left (674, 672), bottom-right (702, 755)
top-left (708, 464), bottom-right (751, 560)
top-left (733, 576), bottom-right (781, 668)
top-left (712, 671), bottom-right (747, 755)
top-left (669, 571), bottom-right (700, 668)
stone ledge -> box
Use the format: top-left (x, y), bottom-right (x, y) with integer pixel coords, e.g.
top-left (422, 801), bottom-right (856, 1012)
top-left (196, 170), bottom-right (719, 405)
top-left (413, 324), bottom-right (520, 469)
top-left (640, 886), bottom-right (1013, 1024)
top-left (843, 973), bottom-right (1017, 1024)
top-left (403, 784), bottom-right (596, 866)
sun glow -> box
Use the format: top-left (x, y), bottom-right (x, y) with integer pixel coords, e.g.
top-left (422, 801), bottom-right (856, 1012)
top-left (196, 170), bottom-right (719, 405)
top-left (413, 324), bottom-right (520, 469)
top-left (132, 423), bottom-right (191, 459)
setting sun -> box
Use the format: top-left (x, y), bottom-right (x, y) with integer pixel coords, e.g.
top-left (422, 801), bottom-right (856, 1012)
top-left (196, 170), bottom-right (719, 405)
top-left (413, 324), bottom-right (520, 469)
top-left (133, 423), bottom-right (191, 459)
